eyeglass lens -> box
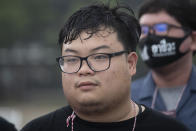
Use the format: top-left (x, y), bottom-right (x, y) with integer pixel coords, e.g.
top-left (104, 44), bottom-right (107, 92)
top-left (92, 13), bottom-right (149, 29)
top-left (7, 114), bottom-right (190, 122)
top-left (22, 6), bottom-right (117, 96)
top-left (59, 54), bottom-right (110, 73)
top-left (141, 23), bottom-right (168, 35)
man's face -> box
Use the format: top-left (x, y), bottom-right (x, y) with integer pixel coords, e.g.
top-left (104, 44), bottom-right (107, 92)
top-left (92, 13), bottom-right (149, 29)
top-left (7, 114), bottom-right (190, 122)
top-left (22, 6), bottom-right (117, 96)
top-left (61, 29), bottom-right (137, 114)
top-left (140, 11), bottom-right (185, 38)
top-left (139, 11), bottom-right (192, 53)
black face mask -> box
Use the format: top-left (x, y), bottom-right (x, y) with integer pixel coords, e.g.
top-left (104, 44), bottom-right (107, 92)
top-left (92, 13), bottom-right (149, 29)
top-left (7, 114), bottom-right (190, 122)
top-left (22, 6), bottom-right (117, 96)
top-left (138, 33), bottom-right (190, 68)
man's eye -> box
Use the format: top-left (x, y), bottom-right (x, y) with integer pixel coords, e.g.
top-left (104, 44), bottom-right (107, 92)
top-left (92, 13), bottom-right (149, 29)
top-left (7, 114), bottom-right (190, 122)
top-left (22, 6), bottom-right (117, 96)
top-left (141, 26), bottom-right (149, 35)
top-left (65, 58), bottom-right (79, 63)
top-left (94, 55), bottom-right (108, 60)
top-left (155, 24), bottom-right (168, 32)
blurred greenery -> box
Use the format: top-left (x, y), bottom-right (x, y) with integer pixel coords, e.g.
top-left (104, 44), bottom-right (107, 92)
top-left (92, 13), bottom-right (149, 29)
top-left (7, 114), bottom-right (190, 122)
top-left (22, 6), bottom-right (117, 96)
top-left (0, 0), bottom-right (142, 48)
top-left (0, 0), bottom-right (68, 47)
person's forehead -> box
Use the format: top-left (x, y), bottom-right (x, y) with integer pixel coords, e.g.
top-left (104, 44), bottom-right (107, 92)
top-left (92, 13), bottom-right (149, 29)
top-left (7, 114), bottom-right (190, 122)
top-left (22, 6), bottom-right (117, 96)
top-left (62, 30), bottom-right (124, 54)
top-left (139, 11), bottom-right (181, 26)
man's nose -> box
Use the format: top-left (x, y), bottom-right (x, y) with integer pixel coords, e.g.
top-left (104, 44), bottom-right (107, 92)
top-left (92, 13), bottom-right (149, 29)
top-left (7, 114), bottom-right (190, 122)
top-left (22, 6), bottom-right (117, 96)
top-left (77, 60), bottom-right (95, 76)
top-left (148, 27), bottom-right (155, 34)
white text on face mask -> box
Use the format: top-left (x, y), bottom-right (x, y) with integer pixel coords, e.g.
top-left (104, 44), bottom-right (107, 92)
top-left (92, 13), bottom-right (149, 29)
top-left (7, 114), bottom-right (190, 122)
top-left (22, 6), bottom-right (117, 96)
top-left (151, 39), bottom-right (176, 57)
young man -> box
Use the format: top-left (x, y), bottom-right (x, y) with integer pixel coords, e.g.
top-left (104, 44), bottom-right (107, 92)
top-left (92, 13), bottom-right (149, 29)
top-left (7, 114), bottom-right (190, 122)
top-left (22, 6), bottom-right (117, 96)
top-left (21, 3), bottom-right (189, 131)
top-left (131, 0), bottom-right (196, 131)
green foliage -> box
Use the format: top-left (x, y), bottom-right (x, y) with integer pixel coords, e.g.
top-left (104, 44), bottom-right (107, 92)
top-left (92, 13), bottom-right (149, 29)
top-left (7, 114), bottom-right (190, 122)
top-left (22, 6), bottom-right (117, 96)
top-left (0, 0), bottom-right (138, 48)
top-left (0, 0), bottom-right (69, 47)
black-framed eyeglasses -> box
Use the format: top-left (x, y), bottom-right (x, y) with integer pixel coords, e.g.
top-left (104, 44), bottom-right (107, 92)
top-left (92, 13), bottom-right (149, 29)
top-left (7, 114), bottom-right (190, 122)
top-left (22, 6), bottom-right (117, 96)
top-left (56, 50), bottom-right (129, 74)
top-left (141, 22), bottom-right (187, 36)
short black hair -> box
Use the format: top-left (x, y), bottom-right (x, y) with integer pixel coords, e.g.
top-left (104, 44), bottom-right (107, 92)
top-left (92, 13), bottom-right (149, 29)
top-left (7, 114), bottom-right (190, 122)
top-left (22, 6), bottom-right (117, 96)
top-left (138, 0), bottom-right (196, 30)
top-left (58, 3), bottom-right (141, 52)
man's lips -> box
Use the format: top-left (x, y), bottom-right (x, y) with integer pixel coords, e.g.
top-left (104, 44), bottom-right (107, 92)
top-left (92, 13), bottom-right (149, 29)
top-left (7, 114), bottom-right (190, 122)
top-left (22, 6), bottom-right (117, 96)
top-left (76, 81), bottom-right (98, 90)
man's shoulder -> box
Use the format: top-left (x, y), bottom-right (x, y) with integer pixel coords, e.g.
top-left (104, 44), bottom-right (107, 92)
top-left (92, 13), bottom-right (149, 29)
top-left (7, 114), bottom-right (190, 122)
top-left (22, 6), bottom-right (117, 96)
top-left (21, 106), bottom-right (72, 131)
top-left (131, 75), bottom-right (150, 102)
top-left (139, 106), bottom-right (189, 131)
top-left (131, 72), bottom-right (152, 92)
top-left (0, 117), bottom-right (17, 131)
top-left (132, 71), bottom-right (153, 85)
top-left (191, 64), bottom-right (196, 78)
top-left (132, 76), bottom-right (146, 88)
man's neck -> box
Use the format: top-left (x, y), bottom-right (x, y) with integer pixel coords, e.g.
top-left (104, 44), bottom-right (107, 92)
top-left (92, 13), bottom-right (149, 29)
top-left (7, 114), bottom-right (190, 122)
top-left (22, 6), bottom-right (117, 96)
top-left (152, 54), bottom-right (192, 87)
top-left (74, 100), bottom-right (138, 123)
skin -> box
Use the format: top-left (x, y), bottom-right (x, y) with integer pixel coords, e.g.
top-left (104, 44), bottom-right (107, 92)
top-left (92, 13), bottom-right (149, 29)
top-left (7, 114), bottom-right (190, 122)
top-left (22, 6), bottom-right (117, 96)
top-left (139, 11), bottom-right (196, 87)
top-left (61, 28), bottom-right (139, 122)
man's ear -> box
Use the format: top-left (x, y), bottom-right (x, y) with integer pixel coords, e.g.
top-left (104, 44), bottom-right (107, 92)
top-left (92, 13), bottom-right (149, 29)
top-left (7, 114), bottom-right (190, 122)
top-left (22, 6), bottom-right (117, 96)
top-left (190, 31), bottom-right (196, 51)
top-left (127, 52), bottom-right (138, 76)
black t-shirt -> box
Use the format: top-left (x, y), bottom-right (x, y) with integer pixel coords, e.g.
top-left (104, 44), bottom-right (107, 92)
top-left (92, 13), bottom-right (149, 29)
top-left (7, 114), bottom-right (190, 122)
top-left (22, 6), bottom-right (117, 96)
top-left (21, 105), bottom-right (189, 131)
top-left (0, 117), bottom-right (17, 131)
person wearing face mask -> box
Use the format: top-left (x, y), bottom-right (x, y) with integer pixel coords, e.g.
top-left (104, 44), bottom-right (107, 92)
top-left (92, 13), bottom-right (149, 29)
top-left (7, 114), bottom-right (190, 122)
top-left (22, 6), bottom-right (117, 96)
top-left (131, 0), bottom-right (196, 131)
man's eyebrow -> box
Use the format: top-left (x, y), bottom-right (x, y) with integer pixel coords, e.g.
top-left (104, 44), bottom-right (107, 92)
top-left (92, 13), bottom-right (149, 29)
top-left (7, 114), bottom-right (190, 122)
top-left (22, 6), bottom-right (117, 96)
top-left (90, 45), bottom-right (111, 52)
top-left (63, 48), bottom-right (78, 54)
top-left (63, 45), bottom-right (111, 54)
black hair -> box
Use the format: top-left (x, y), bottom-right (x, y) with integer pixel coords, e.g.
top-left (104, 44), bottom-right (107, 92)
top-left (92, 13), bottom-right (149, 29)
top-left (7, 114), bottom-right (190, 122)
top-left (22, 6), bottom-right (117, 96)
top-left (138, 0), bottom-right (196, 30)
top-left (58, 3), bottom-right (141, 52)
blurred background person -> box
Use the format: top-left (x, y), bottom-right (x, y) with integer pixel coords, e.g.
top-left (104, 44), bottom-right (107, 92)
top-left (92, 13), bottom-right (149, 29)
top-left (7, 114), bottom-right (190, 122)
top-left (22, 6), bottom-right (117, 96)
top-left (131, 0), bottom-right (196, 131)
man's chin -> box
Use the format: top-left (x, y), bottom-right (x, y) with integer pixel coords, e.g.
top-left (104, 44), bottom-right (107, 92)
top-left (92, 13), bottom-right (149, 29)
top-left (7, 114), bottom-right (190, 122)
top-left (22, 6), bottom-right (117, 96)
top-left (70, 101), bottom-right (106, 115)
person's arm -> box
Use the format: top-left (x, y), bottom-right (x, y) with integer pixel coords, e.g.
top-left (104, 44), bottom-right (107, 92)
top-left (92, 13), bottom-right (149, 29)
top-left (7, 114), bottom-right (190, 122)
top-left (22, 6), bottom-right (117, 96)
top-left (0, 117), bottom-right (17, 131)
